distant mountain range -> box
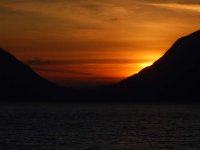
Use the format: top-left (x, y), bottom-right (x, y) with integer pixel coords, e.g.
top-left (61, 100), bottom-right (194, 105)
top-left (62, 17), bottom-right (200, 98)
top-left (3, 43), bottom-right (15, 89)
top-left (1, 30), bottom-right (200, 102)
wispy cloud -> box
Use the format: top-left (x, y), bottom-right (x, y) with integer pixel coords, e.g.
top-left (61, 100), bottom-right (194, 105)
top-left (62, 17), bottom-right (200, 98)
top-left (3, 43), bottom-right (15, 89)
top-left (25, 58), bottom-right (149, 66)
top-left (1, 0), bottom-right (200, 86)
top-left (147, 3), bottom-right (200, 13)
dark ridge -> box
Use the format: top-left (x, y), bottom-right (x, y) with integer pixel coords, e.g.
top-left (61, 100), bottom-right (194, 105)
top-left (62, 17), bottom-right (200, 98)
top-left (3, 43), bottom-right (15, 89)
top-left (0, 48), bottom-right (17, 61)
top-left (0, 48), bottom-right (77, 101)
top-left (113, 30), bottom-right (200, 101)
top-left (1, 29), bottom-right (200, 102)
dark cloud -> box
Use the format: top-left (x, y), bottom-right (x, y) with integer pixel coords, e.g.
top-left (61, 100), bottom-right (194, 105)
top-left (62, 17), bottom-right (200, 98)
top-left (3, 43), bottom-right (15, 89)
top-left (109, 17), bottom-right (118, 22)
top-left (0, 4), bottom-right (55, 20)
top-left (0, 6), bottom-right (18, 14)
top-left (33, 66), bottom-right (96, 76)
top-left (25, 58), bottom-right (147, 66)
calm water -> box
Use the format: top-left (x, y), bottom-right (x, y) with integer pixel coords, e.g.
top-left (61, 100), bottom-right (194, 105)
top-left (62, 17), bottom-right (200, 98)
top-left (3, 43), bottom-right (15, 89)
top-left (0, 103), bottom-right (200, 150)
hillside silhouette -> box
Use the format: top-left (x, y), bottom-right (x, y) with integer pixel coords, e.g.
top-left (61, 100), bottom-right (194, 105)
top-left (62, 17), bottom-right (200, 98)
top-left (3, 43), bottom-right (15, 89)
top-left (113, 30), bottom-right (200, 101)
top-left (1, 30), bottom-right (200, 101)
top-left (0, 48), bottom-right (76, 101)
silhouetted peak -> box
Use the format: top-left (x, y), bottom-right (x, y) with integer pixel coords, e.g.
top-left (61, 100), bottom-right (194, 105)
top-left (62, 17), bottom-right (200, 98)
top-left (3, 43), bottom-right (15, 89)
top-left (185, 30), bottom-right (200, 39)
top-left (155, 30), bottom-right (200, 65)
top-left (0, 48), bottom-right (16, 61)
top-left (120, 29), bottom-right (200, 86)
top-left (174, 30), bottom-right (200, 47)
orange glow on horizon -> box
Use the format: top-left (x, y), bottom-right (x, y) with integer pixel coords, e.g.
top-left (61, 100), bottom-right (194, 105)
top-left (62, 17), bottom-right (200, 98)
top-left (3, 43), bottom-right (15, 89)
top-left (139, 62), bottom-right (153, 69)
top-left (0, 0), bottom-right (200, 86)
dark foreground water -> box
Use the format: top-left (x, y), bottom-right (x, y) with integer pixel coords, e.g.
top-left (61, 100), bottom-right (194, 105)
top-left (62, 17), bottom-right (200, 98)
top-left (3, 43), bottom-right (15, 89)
top-left (0, 103), bottom-right (200, 150)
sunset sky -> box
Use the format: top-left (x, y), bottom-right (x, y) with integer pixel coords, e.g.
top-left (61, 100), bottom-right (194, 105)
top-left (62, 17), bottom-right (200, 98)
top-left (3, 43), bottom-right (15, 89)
top-left (0, 0), bottom-right (200, 86)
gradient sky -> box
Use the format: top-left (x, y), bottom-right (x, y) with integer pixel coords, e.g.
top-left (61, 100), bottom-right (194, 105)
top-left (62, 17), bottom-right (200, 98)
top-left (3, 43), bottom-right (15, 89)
top-left (0, 0), bottom-right (200, 86)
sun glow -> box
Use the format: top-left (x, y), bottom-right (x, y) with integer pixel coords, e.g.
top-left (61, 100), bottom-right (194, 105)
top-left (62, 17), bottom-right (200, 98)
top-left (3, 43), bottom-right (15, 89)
top-left (139, 62), bottom-right (153, 68)
top-left (1, 0), bottom-right (199, 86)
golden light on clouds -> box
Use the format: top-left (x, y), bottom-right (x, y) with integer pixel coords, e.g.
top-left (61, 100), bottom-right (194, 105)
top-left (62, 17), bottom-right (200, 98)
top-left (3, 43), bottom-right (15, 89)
top-left (148, 3), bottom-right (200, 13)
top-left (0, 0), bottom-right (200, 86)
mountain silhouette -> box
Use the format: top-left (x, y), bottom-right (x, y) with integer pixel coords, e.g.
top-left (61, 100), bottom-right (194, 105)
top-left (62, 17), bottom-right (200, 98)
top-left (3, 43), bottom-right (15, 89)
top-left (1, 30), bottom-right (200, 102)
top-left (0, 48), bottom-right (75, 101)
top-left (113, 30), bottom-right (200, 101)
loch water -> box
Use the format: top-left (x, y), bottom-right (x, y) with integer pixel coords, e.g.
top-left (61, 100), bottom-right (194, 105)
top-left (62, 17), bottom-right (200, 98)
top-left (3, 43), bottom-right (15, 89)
top-left (0, 103), bottom-right (200, 150)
